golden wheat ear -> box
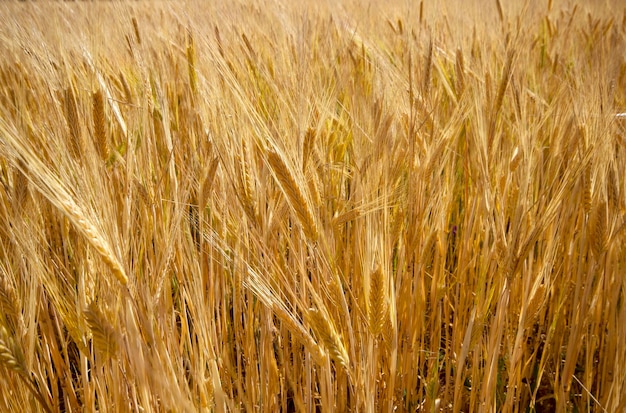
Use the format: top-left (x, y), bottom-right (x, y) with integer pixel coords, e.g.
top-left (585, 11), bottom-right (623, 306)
top-left (307, 308), bottom-right (350, 371)
top-left (0, 123), bottom-right (128, 286)
top-left (92, 89), bottom-right (108, 161)
top-left (0, 326), bottom-right (53, 413)
top-left (367, 266), bottom-right (388, 337)
top-left (84, 302), bottom-right (120, 359)
top-left (63, 86), bottom-right (84, 161)
top-left (0, 325), bottom-right (26, 373)
top-left (266, 149), bottom-right (319, 241)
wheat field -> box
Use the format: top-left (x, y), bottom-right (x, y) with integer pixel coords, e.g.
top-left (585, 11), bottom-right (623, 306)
top-left (0, 0), bottom-right (625, 411)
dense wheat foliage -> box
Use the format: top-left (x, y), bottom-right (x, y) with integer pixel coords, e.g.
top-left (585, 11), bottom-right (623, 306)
top-left (0, 0), bottom-right (625, 411)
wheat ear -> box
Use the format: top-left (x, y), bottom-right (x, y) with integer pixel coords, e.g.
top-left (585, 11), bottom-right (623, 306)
top-left (0, 325), bottom-right (25, 372)
top-left (237, 139), bottom-right (257, 219)
top-left (333, 208), bottom-right (361, 228)
top-left (267, 149), bottom-right (318, 241)
top-left (1, 118), bottom-right (129, 286)
top-left (307, 308), bottom-right (350, 371)
top-left (84, 302), bottom-right (120, 358)
top-left (0, 271), bottom-right (23, 333)
top-left (368, 266), bottom-right (387, 336)
top-left (92, 90), bottom-right (108, 161)
top-left (63, 87), bottom-right (83, 160)
top-left (583, 166), bottom-right (592, 215)
top-left (0, 326), bottom-right (53, 413)
top-left (302, 127), bottom-right (316, 172)
top-left (590, 201), bottom-right (608, 257)
top-left (59, 193), bottom-right (128, 285)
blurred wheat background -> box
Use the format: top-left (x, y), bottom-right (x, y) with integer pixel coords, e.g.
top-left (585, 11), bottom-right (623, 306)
top-left (0, 0), bottom-right (625, 411)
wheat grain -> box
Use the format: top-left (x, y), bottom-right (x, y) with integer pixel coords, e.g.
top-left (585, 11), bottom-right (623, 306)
top-left (495, 0), bottom-right (504, 23)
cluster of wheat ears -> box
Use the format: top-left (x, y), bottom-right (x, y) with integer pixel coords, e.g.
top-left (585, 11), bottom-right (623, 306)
top-left (0, 0), bottom-right (625, 411)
